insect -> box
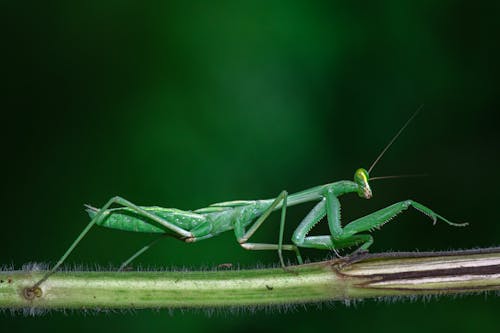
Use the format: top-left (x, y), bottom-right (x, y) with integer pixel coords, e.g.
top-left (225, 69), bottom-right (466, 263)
top-left (32, 110), bottom-right (467, 288)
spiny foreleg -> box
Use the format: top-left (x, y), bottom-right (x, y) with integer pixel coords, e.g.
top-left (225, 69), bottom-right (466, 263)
top-left (291, 190), bottom-right (372, 252)
top-left (342, 200), bottom-right (467, 238)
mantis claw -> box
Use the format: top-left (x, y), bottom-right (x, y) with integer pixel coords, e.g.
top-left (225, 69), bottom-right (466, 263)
top-left (411, 201), bottom-right (467, 227)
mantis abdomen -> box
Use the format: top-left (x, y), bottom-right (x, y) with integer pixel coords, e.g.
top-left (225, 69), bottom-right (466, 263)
top-left (87, 206), bottom-right (206, 234)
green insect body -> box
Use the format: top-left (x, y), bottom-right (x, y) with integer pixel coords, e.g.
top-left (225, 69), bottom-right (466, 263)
top-left (87, 181), bottom-right (355, 242)
top-left (88, 200), bottom-right (272, 237)
top-left (89, 207), bottom-right (207, 234)
top-left (85, 171), bottom-right (463, 261)
top-left (32, 110), bottom-right (467, 289)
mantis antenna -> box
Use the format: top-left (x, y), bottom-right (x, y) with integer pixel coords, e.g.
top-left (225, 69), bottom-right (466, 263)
top-left (370, 174), bottom-right (427, 181)
top-left (368, 105), bottom-right (423, 175)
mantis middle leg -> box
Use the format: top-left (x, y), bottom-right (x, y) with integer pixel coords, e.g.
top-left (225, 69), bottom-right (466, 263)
top-left (235, 191), bottom-right (303, 268)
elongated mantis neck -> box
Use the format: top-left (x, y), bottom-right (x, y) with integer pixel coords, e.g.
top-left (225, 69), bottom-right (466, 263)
top-left (274, 181), bottom-right (358, 208)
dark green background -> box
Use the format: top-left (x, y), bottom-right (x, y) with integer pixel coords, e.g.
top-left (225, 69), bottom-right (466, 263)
top-left (2, 1), bottom-right (499, 332)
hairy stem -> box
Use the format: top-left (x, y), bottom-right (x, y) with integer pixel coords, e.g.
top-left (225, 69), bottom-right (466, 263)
top-left (1, 248), bottom-right (499, 311)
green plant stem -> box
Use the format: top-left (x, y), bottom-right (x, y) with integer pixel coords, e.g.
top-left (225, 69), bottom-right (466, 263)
top-left (1, 248), bottom-right (499, 310)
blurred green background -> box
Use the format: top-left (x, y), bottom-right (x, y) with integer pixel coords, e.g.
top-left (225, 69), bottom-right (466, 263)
top-left (2, 1), bottom-right (499, 331)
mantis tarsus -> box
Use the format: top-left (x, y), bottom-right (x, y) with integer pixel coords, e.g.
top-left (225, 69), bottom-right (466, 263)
top-left (32, 110), bottom-right (467, 289)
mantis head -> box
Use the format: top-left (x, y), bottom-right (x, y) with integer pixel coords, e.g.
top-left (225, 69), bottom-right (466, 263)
top-left (354, 168), bottom-right (372, 199)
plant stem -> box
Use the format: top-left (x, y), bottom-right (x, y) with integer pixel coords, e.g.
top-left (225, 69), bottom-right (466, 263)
top-left (1, 248), bottom-right (499, 311)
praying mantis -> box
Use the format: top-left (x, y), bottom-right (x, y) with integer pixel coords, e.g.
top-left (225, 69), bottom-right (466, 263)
top-left (31, 110), bottom-right (467, 290)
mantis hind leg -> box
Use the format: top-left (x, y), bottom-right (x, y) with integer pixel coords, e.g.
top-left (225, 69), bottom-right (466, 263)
top-left (33, 196), bottom-right (194, 288)
top-left (235, 191), bottom-right (303, 268)
top-left (118, 234), bottom-right (171, 271)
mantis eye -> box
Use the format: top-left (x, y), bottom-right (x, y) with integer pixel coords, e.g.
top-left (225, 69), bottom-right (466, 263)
top-left (354, 168), bottom-right (369, 184)
top-left (354, 168), bottom-right (372, 199)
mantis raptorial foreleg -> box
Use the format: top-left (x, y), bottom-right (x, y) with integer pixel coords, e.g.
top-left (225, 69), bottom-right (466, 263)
top-left (293, 188), bottom-right (464, 253)
top-left (342, 199), bottom-right (465, 238)
top-left (235, 191), bottom-right (303, 268)
top-left (291, 192), bottom-right (355, 251)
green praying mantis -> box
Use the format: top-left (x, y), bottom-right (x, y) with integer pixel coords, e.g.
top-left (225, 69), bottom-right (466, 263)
top-left (32, 110), bottom-right (467, 289)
